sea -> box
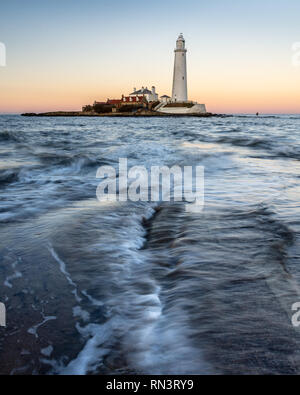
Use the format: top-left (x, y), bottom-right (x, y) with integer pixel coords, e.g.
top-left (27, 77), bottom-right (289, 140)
top-left (0, 114), bottom-right (300, 375)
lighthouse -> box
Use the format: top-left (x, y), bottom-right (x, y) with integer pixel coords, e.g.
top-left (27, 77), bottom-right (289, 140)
top-left (157, 34), bottom-right (207, 114)
top-left (172, 33), bottom-right (188, 102)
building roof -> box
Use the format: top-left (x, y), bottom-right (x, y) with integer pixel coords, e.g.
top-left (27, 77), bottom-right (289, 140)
top-left (123, 95), bottom-right (146, 103)
top-left (161, 95), bottom-right (171, 98)
top-left (107, 99), bottom-right (122, 104)
top-left (130, 87), bottom-right (152, 95)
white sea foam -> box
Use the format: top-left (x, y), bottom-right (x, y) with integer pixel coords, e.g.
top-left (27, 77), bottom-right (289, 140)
top-left (72, 306), bottom-right (90, 322)
top-left (28, 315), bottom-right (57, 339)
top-left (4, 258), bottom-right (23, 288)
top-left (48, 244), bottom-right (82, 303)
top-left (81, 290), bottom-right (104, 307)
top-left (60, 319), bottom-right (117, 375)
top-left (55, 205), bottom-right (212, 375)
top-left (4, 271), bottom-right (22, 288)
top-left (41, 345), bottom-right (54, 357)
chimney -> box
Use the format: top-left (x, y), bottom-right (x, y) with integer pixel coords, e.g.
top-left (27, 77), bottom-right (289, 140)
top-left (152, 86), bottom-right (156, 94)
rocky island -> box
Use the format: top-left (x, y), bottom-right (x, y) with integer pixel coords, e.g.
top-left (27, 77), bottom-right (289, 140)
top-left (21, 110), bottom-right (219, 117)
top-left (23, 34), bottom-right (226, 118)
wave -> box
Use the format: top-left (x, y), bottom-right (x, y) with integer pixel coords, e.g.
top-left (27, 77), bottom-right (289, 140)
top-left (0, 169), bottom-right (19, 186)
top-left (215, 135), bottom-right (268, 149)
top-left (0, 130), bottom-right (23, 142)
top-left (202, 135), bottom-right (300, 160)
top-left (274, 148), bottom-right (300, 161)
top-left (35, 152), bottom-right (114, 169)
top-left (43, 202), bottom-right (212, 375)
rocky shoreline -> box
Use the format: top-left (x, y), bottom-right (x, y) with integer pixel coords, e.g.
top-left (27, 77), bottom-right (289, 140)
top-left (21, 111), bottom-right (226, 118)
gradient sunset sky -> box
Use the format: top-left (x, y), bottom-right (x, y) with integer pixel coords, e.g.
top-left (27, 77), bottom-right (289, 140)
top-left (1, 0), bottom-right (300, 114)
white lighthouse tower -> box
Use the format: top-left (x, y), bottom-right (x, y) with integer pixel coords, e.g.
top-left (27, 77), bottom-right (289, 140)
top-left (172, 33), bottom-right (188, 102)
top-left (156, 34), bottom-right (207, 114)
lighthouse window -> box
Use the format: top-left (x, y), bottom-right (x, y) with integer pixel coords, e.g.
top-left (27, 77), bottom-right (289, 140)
top-left (183, 77), bottom-right (185, 80)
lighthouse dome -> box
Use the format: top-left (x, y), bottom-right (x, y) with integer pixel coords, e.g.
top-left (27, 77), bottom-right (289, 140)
top-left (176, 33), bottom-right (185, 50)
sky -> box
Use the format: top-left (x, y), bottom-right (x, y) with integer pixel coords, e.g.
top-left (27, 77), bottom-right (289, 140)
top-left (0, 0), bottom-right (300, 114)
